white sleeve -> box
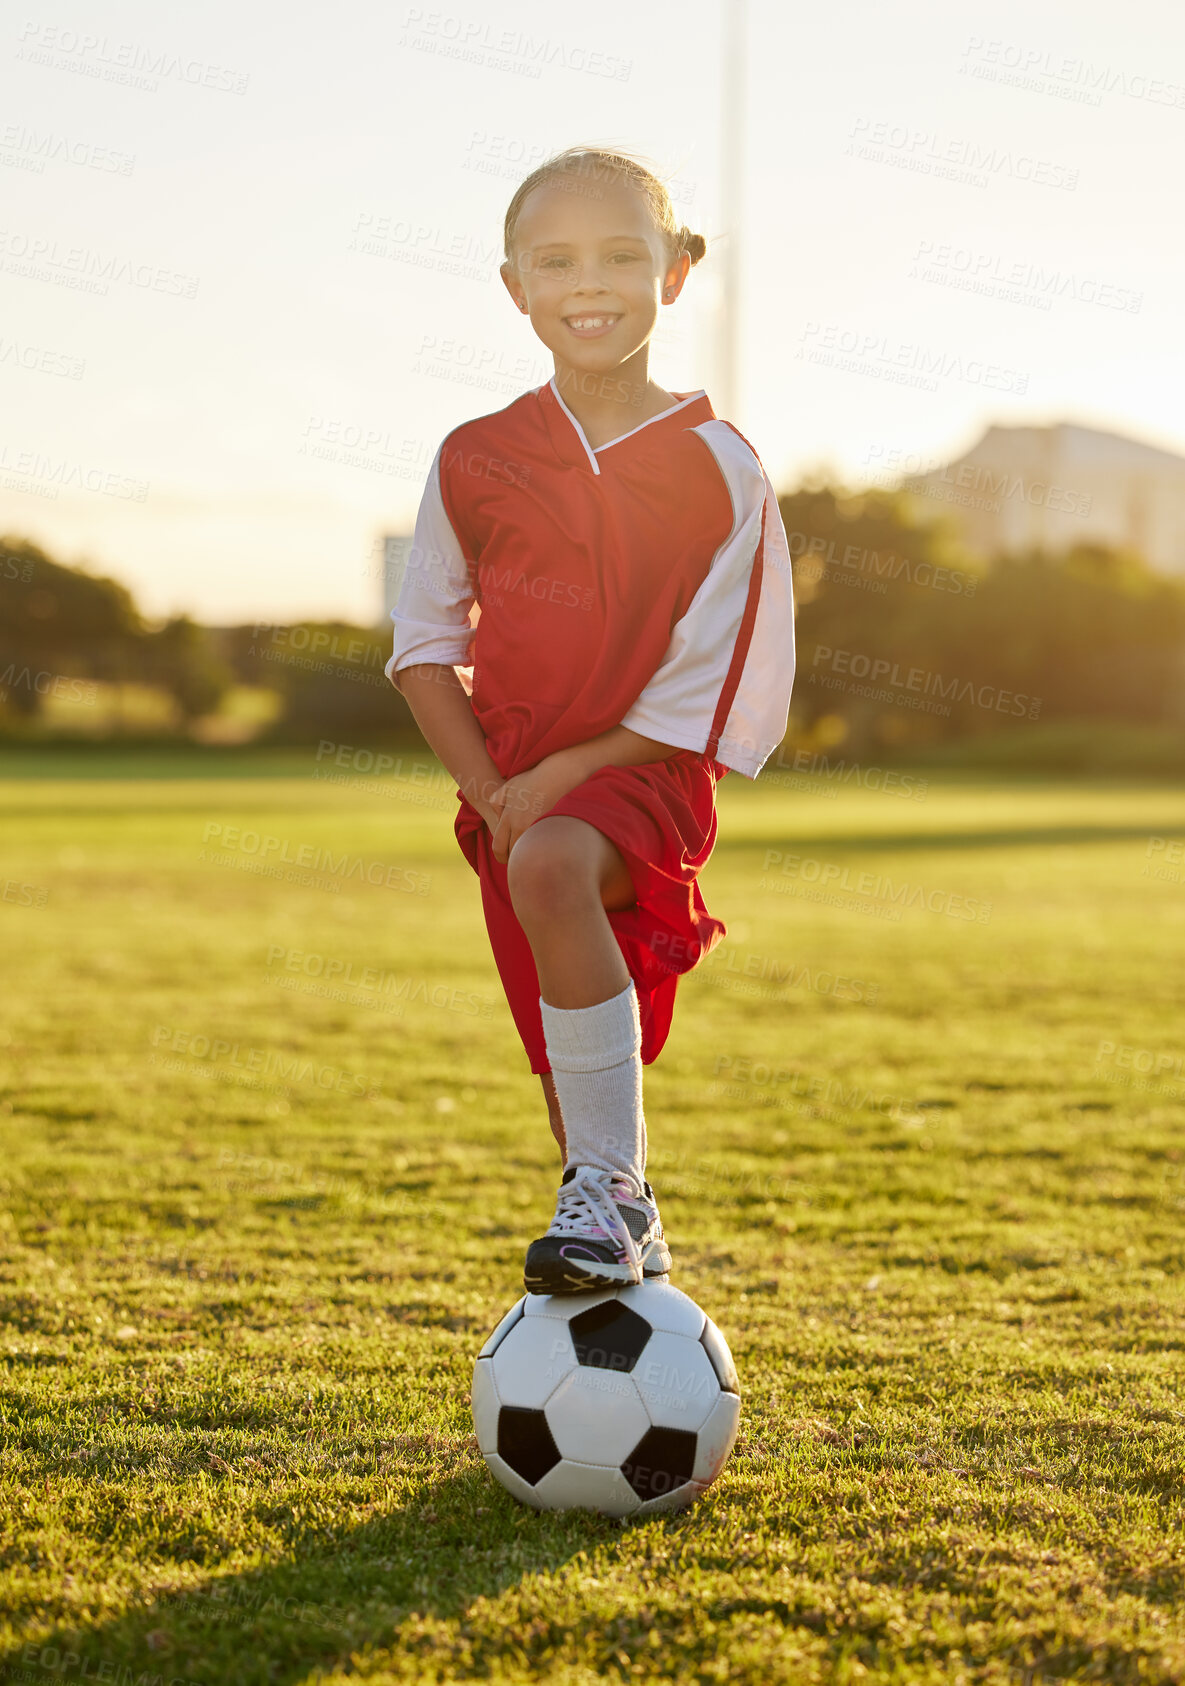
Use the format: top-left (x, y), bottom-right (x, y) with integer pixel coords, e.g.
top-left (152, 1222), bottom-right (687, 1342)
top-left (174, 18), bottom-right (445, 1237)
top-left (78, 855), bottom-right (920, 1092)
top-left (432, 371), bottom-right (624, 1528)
top-left (384, 442), bottom-right (477, 694)
top-left (620, 421), bottom-right (796, 779)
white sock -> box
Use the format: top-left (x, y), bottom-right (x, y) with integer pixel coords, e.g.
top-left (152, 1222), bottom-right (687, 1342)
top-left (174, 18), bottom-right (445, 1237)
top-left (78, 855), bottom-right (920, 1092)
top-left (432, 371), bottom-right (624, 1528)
top-left (539, 978), bottom-right (647, 1194)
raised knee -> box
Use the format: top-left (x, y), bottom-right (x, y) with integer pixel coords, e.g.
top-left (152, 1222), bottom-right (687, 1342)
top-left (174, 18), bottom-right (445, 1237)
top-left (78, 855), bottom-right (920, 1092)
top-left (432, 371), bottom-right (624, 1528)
top-left (506, 826), bottom-right (598, 923)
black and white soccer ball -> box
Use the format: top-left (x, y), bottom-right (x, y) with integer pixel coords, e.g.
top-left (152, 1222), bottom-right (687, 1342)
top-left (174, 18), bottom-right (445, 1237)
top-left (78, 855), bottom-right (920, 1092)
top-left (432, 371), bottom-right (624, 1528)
top-left (471, 1280), bottom-right (740, 1517)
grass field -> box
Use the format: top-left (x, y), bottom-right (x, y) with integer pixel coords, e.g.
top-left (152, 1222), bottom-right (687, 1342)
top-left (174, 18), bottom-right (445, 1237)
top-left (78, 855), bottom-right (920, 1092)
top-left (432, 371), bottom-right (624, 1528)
top-left (2, 751), bottom-right (1184, 1685)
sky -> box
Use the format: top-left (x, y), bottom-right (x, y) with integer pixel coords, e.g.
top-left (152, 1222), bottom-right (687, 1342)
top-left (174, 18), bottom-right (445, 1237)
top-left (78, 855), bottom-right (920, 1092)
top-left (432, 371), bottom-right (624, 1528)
top-left (1, 0), bottom-right (1182, 625)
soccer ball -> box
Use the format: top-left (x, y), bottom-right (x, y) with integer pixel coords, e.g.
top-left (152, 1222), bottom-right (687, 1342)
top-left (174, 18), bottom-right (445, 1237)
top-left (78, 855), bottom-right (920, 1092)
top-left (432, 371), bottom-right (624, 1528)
top-left (470, 1280), bottom-right (741, 1517)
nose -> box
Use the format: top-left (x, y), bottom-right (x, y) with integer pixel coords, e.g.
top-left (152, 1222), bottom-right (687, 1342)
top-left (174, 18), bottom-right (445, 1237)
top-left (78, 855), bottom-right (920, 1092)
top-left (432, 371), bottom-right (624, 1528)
top-left (569, 269), bottom-right (611, 294)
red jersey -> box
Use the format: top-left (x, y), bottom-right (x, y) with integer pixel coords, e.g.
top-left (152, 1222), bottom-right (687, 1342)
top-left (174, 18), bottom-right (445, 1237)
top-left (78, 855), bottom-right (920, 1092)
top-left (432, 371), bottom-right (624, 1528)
top-left (387, 378), bottom-right (796, 1074)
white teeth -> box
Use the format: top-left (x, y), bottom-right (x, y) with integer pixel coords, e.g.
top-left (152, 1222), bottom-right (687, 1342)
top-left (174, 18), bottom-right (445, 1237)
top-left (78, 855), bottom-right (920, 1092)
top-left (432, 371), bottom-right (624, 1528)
top-left (569, 316), bottom-right (615, 328)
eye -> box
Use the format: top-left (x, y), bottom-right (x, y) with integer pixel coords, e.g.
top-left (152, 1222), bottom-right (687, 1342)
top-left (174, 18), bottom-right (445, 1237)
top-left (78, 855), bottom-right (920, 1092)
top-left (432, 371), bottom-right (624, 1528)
top-left (611, 251), bottom-right (641, 262)
top-left (538, 256), bottom-right (571, 270)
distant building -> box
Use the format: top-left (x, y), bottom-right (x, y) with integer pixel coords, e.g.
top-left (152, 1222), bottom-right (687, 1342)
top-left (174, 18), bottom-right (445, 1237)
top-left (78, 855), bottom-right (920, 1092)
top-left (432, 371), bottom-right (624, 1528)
top-left (895, 422), bottom-right (1185, 576)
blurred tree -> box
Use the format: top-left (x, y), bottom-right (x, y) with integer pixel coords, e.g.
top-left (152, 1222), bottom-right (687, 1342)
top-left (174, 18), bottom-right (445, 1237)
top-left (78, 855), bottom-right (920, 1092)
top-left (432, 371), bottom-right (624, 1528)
top-left (4, 519), bottom-right (1181, 751)
top-left (140, 615), bottom-right (233, 722)
top-left (0, 538), bottom-right (142, 719)
top-left (0, 540), bottom-right (234, 729)
top-left (778, 488), bottom-right (1185, 755)
top-left (778, 485), bottom-right (981, 755)
top-left (941, 543), bottom-right (1185, 732)
top-left (222, 620), bottom-right (419, 742)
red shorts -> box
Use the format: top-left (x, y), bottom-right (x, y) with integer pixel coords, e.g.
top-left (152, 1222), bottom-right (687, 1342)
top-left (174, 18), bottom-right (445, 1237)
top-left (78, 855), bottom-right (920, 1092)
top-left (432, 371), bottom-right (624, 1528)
top-left (454, 751), bottom-right (728, 1075)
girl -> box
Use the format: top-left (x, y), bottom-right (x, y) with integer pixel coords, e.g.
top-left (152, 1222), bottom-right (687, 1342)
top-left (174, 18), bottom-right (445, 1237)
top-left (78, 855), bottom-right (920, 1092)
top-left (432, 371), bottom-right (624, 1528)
top-left (387, 146), bottom-right (796, 1295)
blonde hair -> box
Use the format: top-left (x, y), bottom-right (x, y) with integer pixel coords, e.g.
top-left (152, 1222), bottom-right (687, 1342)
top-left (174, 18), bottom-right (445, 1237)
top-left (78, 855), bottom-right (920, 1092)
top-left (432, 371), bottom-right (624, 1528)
top-left (503, 146), bottom-right (708, 271)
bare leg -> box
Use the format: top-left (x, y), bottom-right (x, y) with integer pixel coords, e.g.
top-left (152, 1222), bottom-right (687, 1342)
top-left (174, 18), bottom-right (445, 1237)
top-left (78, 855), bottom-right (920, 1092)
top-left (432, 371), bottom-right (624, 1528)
top-left (512, 817), bottom-right (637, 1164)
top-left (507, 816), bottom-right (636, 1008)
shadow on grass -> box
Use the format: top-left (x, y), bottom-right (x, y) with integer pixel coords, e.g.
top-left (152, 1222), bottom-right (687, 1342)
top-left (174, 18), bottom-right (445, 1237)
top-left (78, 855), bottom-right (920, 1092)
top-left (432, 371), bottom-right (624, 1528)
top-left (2, 1465), bottom-right (619, 1686)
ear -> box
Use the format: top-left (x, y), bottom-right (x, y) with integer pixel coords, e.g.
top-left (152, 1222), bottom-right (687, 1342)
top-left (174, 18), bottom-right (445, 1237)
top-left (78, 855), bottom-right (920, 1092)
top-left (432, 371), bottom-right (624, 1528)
top-left (500, 261), bottom-right (527, 312)
top-left (660, 250), bottom-right (692, 304)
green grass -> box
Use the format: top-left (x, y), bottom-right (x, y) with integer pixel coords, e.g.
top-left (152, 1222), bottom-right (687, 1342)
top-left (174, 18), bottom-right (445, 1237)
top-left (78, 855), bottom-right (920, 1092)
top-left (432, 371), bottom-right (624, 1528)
top-left (1, 754), bottom-right (1184, 1685)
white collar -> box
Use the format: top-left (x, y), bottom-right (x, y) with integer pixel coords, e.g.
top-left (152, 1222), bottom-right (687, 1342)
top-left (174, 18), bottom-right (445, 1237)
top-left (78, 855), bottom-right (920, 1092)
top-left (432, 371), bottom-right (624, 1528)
top-left (548, 376), bottom-right (707, 476)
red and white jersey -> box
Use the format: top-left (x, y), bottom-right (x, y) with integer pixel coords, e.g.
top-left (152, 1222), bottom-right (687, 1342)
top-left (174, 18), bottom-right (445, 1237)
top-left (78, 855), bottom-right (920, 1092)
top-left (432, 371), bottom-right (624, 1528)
top-left (386, 377), bottom-right (796, 780)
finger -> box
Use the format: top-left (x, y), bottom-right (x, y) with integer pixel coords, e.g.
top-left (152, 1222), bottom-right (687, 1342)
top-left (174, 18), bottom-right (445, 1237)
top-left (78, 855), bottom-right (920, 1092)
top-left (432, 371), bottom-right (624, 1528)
top-left (504, 811), bottom-right (531, 858)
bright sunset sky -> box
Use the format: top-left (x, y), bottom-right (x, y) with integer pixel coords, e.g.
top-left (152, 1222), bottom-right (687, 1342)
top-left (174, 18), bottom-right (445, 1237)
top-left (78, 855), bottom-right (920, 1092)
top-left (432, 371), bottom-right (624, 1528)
top-left (2, 0), bottom-right (1181, 623)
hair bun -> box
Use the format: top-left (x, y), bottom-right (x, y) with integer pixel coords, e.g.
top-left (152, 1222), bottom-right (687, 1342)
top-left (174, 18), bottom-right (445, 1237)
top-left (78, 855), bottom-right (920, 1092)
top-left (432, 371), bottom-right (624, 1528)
top-left (680, 228), bottom-right (708, 266)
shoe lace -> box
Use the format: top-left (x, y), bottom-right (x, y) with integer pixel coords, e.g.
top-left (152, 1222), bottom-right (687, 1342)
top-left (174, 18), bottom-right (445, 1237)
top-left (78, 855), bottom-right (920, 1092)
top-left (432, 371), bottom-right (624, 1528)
top-left (552, 1167), bottom-right (643, 1279)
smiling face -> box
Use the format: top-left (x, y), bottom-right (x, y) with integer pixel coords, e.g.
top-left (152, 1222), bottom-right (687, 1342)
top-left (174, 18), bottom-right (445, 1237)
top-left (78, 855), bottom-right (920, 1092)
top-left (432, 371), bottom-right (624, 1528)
top-left (501, 172), bottom-right (688, 384)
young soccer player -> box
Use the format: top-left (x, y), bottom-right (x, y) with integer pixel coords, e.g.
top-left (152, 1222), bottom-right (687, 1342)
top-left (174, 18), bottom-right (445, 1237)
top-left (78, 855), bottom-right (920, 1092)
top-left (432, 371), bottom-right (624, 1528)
top-left (388, 146), bottom-right (796, 1295)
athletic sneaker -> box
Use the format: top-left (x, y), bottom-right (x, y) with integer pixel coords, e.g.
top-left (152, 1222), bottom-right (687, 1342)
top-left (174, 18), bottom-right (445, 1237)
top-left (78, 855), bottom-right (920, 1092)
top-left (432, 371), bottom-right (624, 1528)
top-left (523, 1163), bottom-right (672, 1295)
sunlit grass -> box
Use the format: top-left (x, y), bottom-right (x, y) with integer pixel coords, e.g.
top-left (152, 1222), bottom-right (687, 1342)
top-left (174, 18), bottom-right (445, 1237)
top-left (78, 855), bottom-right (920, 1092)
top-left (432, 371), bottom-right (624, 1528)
top-left (1, 756), bottom-right (1184, 1684)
